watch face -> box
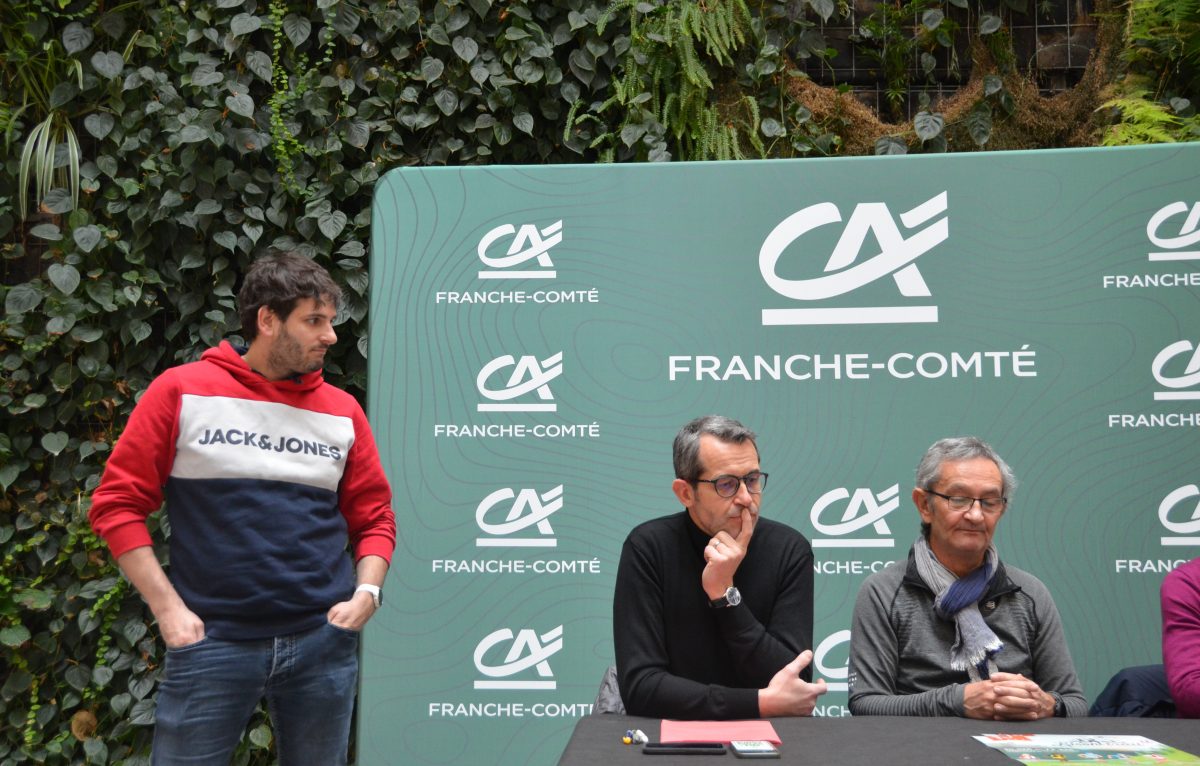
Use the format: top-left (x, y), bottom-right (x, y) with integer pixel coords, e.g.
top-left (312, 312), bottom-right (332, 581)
top-left (726, 587), bottom-right (742, 607)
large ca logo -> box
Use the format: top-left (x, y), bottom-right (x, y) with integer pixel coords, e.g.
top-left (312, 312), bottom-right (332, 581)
top-left (810, 485), bottom-right (899, 548)
top-left (474, 626), bottom-right (564, 690)
top-left (476, 352), bottom-right (563, 412)
top-left (1147, 202), bottom-right (1200, 261)
top-left (476, 486), bottom-right (562, 547)
top-left (760, 192), bottom-right (948, 326)
top-left (477, 221), bottom-right (562, 279)
top-left (1159, 485), bottom-right (1200, 546)
top-left (815, 630), bottom-right (851, 693)
top-left (1152, 340), bottom-right (1200, 401)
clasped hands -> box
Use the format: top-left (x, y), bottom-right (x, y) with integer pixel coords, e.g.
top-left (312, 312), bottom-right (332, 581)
top-left (965, 672), bottom-right (1057, 720)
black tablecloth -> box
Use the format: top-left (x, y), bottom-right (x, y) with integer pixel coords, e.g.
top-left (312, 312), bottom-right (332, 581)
top-left (558, 714), bottom-right (1200, 766)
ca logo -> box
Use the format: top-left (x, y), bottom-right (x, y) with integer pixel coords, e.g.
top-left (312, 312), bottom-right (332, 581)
top-left (1159, 485), bottom-right (1200, 546)
top-left (1147, 202), bottom-right (1200, 261)
top-left (1152, 340), bottom-right (1200, 400)
top-left (815, 630), bottom-right (851, 692)
top-left (760, 192), bottom-right (948, 325)
top-left (810, 485), bottom-right (899, 548)
top-left (476, 352), bottom-right (564, 412)
top-left (476, 486), bottom-right (562, 548)
top-left (474, 626), bottom-right (564, 690)
top-left (477, 221), bottom-right (562, 279)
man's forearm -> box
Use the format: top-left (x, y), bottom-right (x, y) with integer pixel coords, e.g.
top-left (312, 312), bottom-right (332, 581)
top-left (848, 684), bottom-right (964, 716)
top-left (356, 553), bottom-right (388, 586)
top-left (116, 545), bottom-right (204, 647)
top-left (621, 667), bottom-right (761, 720)
top-left (117, 546), bottom-right (186, 618)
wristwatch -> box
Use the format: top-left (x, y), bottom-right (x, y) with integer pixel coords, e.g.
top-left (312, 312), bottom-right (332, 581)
top-left (355, 583), bottom-right (383, 609)
top-left (708, 586), bottom-right (742, 608)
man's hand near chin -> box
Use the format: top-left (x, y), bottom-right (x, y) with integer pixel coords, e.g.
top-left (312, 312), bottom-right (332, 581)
top-left (702, 508), bottom-right (756, 600)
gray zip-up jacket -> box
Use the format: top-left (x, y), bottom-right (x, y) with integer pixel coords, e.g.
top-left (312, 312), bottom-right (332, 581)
top-left (847, 546), bottom-right (1088, 717)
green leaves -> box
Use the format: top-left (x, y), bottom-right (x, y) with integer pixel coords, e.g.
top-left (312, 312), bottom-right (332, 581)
top-left (16, 588), bottom-right (54, 611)
top-left (249, 724), bottom-right (273, 749)
top-left (967, 104), bottom-right (993, 147)
top-left (421, 57), bottom-right (445, 83)
top-left (62, 22), bottom-right (95, 55)
top-left (230, 13), bottom-right (263, 37)
top-left (6, 284), bottom-right (43, 314)
top-left (434, 88), bottom-right (459, 115)
top-left (48, 263), bottom-right (81, 295)
top-left (318, 209), bottom-right (348, 239)
top-left (1, 624), bottom-right (32, 647)
top-left (90, 50), bottom-right (124, 79)
top-left (282, 14), bottom-right (312, 46)
top-left (453, 36), bottom-right (479, 62)
top-left (245, 50), bottom-right (273, 82)
top-left (84, 112), bottom-right (115, 139)
top-left (914, 110), bottom-right (945, 141)
top-left (226, 92), bottom-right (255, 118)
top-left (42, 431), bottom-right (70, 455)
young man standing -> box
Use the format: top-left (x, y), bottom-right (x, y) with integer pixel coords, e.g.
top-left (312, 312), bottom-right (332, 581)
top-left (90, 252), bottom-right (395, 764)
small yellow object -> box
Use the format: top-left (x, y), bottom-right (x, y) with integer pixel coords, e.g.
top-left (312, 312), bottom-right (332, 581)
top-left (622, 736), bottom-right (633, 745)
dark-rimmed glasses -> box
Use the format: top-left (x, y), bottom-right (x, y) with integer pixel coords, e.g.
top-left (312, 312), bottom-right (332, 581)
top-left (926, 489), bottom-right (1006, 514)
top-left (694, 472), bottom-right (768, 498)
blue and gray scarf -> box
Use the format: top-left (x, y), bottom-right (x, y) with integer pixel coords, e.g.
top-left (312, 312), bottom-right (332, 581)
top-left (913, 535), bottom-right (1004, 681)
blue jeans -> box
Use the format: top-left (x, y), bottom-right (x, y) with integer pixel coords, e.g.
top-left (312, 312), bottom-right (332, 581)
top-left (152, 622), bottom-right (360, 765)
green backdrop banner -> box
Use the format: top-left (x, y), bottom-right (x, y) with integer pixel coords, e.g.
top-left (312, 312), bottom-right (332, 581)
top-left (364, 145), bottom-right (1200, 765)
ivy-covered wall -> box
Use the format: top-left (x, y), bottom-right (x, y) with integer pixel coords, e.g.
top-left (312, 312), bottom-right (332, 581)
top-left (0, 0), bottom-right (1195, 762)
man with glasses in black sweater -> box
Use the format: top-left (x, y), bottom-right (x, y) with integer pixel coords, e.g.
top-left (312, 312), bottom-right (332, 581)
top-left (612, 415), bottom-right (826, 719)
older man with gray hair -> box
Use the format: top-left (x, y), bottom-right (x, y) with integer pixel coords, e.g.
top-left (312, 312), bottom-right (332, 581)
top-left (613, 415), bottom-right (826, 719)
top-left (847, 436), bottom-right (1087, 718)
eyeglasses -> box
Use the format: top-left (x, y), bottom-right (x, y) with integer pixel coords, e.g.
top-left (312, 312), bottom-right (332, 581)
top-left (694, 472), bottom-right (768, 498)
top-left (926, 489), bottom-right (1007, 514)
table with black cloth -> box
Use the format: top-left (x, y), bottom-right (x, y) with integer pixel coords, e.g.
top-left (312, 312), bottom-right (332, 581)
top-left (558, 714), bottom-right (1200, 766)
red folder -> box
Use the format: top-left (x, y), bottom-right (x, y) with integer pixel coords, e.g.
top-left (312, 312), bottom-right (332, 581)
top-left (659, 719), bottom-right (782, 745)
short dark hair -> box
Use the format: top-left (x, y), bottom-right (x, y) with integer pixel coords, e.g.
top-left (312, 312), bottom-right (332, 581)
top-left (673, 415), bottom-right (758, 482)
top-left (237, 252), bottom-right (341, 341)
top-left (915, 436), bottom-right (1017, 538)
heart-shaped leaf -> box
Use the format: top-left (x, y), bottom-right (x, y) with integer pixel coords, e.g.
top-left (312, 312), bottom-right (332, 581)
top-left (226, 92), bottom-right (254, 118)
top-left (42, 431), bottom-right (70, 455)
top-left (62, 22), bottom-right (94, 55)
top-left (84, 112), bottom-right (115, 139)
top-left (74, 225), bottom-right (102, 252)
top-left (91, 51), bottom-right (124, 79)
top-left (48, 263), bottom-right (81, 295)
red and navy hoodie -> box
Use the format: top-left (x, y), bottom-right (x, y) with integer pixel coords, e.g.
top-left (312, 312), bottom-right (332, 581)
top-left (90, 341), bottom-right (395, 640)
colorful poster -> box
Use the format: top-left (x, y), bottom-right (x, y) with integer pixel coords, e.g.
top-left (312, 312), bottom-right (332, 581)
top-left (975, 734), bottom-right (1200, 764)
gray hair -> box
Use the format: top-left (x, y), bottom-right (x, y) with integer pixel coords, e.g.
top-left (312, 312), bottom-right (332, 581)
top-left (673, 415), bottom-right (757, 481)
top-left (915, 436), bottom-right (1017, 537)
